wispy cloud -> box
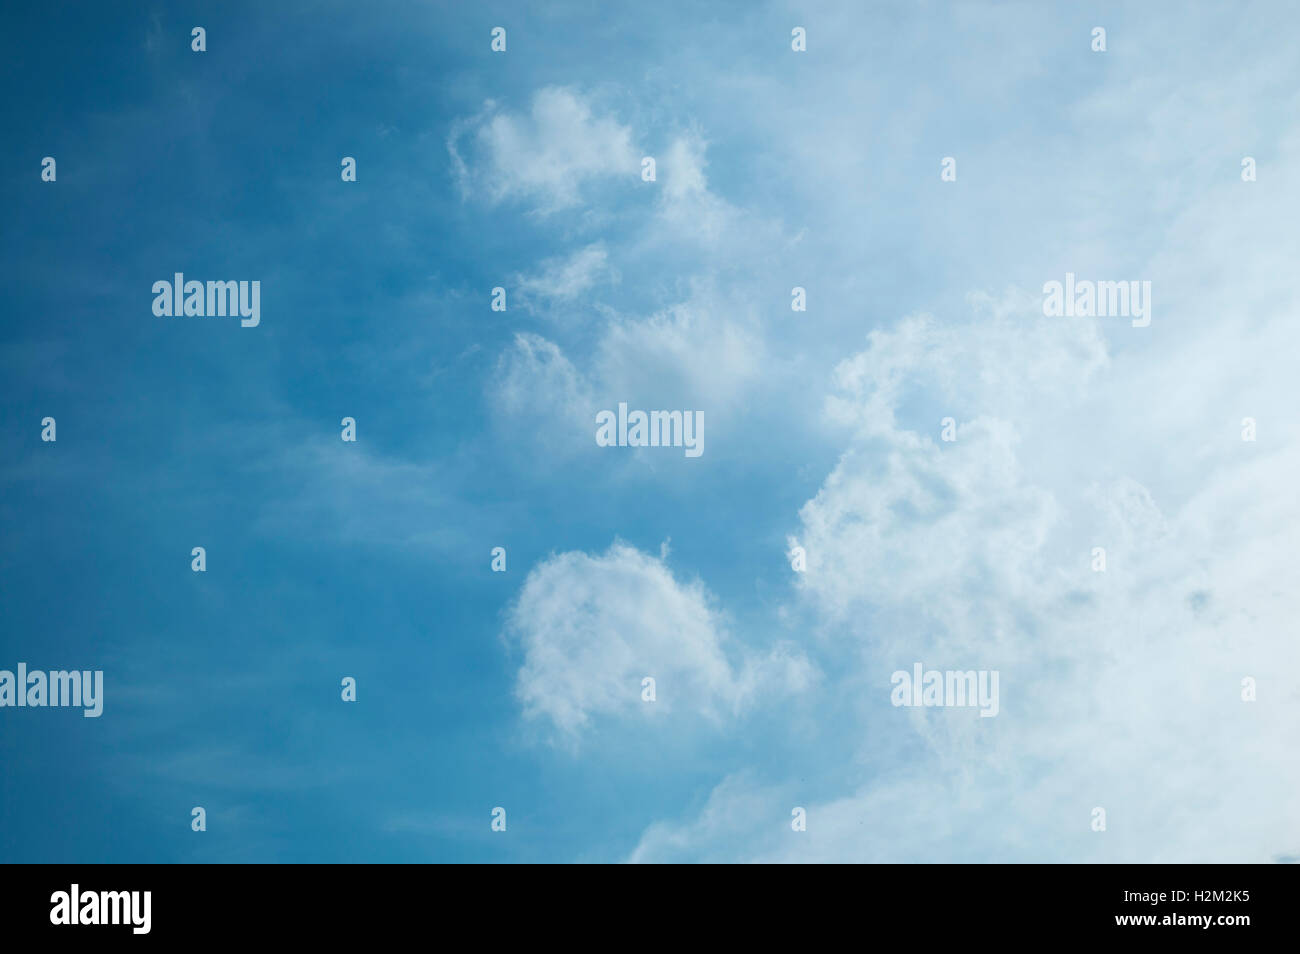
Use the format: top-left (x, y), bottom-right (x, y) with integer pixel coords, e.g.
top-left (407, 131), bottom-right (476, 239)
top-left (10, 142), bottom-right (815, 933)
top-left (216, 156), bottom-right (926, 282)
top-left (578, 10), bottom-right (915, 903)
top-left (508, 541), bottom-right (814, 744)
top-left (448, 87), bottom-right (638, 212)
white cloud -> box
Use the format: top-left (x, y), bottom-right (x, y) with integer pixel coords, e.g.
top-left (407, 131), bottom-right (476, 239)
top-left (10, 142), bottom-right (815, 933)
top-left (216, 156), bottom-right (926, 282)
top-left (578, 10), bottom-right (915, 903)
top-left (653, 134), bottom-right (736, 245)
top-left (490, 332), bottom-right (594, 448)
top-left (593, 286), bottom-right (766, 410)
top-left (508, 542), bottom-right (814, 742)
top-left (461, 16), bottom-right (1300, 862)
top-left (490, 285), bottom-right (767, 452)
top-left (448, 87), bottom-right (638, 211)
top-left (826, 291), bottom-right (1109, 436)
top-left (516, 242), bottom-right (613, 307)
top-left (458, 98), bottom-right (788, 443)
top-left (629, 286), bottom-right (1300, 862)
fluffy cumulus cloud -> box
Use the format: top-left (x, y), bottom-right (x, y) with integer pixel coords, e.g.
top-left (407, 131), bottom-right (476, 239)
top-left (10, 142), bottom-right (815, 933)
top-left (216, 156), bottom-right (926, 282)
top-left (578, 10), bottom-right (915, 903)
top-left (489, 284), bottom-right (767, 454)
top-left (447, 17), bottom-right (1300, 862)
top-left (629, 284), bottom-right (1300, 861)
top-left (507, 542), bottom-right (814, 741)
top-left (448, 86), bottom-right (638, 211)
top-left (799, 293), bottom-right (1110, 629)
top-left (456, 87), bottom-right (797, 465)
top-left (623, 89), bottom-right (1300, 862)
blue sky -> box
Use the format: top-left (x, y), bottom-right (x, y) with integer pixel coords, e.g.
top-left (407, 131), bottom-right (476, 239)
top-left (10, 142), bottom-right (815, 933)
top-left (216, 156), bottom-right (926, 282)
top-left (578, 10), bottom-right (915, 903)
top-left (2, 1), bottom-right (1298, 862)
